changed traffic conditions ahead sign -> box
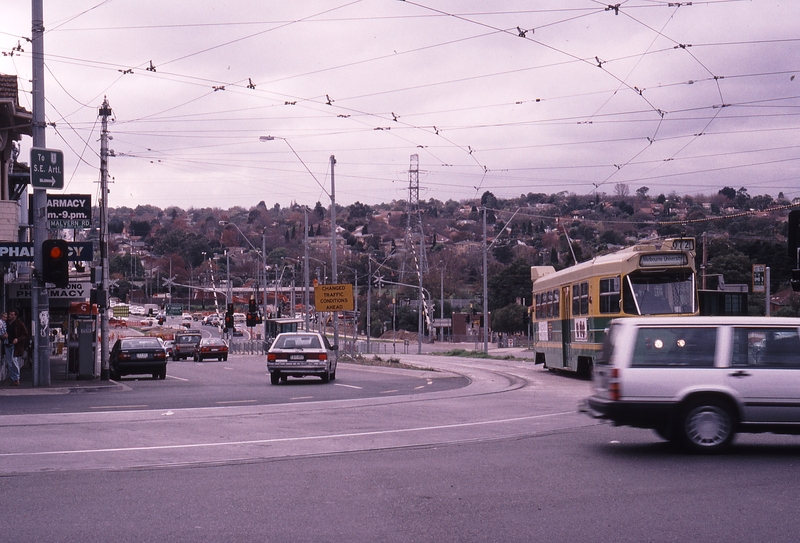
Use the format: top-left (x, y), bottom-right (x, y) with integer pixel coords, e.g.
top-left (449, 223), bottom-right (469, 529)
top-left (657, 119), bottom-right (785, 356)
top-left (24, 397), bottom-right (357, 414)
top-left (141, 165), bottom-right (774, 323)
top-left (30, 147), bottom-right (64, 189)
top-left (314, 283), bottom-right (355, 312)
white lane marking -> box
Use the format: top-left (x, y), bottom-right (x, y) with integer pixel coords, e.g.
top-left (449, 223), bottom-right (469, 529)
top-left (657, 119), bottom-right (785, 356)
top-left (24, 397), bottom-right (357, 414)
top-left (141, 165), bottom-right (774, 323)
top-left (167, 375), bottom-right (189, 382)
top-left (90, 405), bottom-right (149, 410)
top-left (414, 385), bottom-right (426, 390)
top-left (0, 411), bottom-right (576, 457)
top-left (380, 390), bottom-right (399, 394)
top-left (334, 383), bottom-right (362, 389)
top-left (291, 396), bottom-right (314, 400)
top-left (215, 400), bottom-right (257, 405)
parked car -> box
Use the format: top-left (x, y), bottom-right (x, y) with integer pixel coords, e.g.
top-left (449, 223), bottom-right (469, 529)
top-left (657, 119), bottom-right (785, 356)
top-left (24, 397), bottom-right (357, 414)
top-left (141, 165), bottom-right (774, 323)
top-left (586, 316), bottom-right (800, 453)
top-left (193, 337), bottom-right (229, 361)
top-left (173, 330), bottom-right (202, 360)
top-left (110, 337), bottom-right (168, 380)
top-left (266, 332), bottom-right (338, 385)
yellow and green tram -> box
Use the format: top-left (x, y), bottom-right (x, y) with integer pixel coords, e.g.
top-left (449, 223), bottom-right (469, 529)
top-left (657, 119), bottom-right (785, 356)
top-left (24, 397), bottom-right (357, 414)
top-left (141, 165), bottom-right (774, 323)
top-left (531, 237), bottom-right (698, 376)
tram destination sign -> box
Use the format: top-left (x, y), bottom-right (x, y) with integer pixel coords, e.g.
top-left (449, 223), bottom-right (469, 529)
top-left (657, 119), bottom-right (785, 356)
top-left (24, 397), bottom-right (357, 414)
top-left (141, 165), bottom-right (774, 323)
top-left (47, 194), bottom-right (91, 228)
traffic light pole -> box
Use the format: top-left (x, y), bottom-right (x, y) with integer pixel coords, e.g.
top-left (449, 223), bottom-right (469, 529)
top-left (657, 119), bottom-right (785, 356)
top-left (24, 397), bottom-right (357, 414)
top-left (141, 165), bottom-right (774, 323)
top-left (98, 98), bottom-right (112, 380)
top-left (31, 0), bottom-right (50, 386)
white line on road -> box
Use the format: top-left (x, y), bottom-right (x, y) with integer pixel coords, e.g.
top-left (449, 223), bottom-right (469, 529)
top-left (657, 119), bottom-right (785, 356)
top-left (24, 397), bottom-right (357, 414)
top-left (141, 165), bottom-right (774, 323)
top-left (167, 375), bottom-right (190, 382)
top-left (0, 411), bottom-right (578, 458)
top-left (334, 383), bottom-right (362, 389)
top-left (90, 405), bottom-right (149, 410)
top-left (215, 400), bottom-right (257, 405)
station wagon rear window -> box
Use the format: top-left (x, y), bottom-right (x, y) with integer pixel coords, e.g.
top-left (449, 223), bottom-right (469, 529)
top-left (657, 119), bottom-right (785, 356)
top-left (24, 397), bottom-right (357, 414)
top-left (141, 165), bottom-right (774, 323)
top-left (632, 327), bottom-right (716, 367)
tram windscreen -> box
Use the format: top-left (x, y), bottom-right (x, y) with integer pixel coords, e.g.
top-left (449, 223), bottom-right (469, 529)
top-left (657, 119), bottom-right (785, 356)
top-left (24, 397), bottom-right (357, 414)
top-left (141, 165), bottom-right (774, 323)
top-left (622, 271), bottom-right (695, 315)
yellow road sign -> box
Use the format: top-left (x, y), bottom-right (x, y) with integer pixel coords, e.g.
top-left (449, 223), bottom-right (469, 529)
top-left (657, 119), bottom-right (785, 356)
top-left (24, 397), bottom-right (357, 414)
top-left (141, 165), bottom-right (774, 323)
top-left (314, 283), bottom-right (355, 311)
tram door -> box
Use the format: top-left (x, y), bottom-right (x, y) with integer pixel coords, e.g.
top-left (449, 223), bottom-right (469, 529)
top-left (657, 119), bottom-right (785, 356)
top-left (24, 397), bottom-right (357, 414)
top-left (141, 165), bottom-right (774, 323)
top-left (561, 285), bottom-right (571, 368)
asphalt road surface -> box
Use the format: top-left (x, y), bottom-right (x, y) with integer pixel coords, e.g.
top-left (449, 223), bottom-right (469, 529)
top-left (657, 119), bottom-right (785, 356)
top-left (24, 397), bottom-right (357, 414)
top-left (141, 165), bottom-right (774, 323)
top-left (2, 352), bottom-right (799, 542)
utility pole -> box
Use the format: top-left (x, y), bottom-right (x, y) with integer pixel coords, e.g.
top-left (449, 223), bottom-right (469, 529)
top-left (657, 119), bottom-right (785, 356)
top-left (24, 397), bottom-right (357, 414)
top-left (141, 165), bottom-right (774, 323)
top-left (98, 97), bottom-right (112, 379)
top-left (330, 155), bottom-right (339, 351)
top-left (31, 0), bottom-right (49, 385)
top-left (482, 206), bottom-right (489, 354)
top-left (303, 208), bottom-right (310, 331)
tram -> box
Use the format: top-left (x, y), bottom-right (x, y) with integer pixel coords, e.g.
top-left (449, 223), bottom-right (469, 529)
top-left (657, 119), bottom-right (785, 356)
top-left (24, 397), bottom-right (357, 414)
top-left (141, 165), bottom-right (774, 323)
top-left (531, 237), bottom-right (698, 376)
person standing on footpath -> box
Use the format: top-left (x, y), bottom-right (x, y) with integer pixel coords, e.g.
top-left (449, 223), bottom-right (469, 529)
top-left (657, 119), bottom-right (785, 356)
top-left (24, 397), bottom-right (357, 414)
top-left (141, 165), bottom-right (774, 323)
top-left (6, 310), bottom-right (29, 386)
top-left (0, 312), bottom-right (7, 382)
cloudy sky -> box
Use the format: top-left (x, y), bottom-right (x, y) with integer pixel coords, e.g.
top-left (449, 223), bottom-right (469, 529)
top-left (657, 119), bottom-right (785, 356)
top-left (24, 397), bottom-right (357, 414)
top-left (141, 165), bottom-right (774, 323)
top-left (2, 1), bottom-right (799, 210)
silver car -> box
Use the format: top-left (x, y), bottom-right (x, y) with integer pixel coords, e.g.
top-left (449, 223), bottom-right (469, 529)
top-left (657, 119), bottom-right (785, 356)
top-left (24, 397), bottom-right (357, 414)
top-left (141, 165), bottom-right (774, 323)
top-left (587, 316), bottom-right (800, 453)
top-left (267, 332), bottom-right (338, 385)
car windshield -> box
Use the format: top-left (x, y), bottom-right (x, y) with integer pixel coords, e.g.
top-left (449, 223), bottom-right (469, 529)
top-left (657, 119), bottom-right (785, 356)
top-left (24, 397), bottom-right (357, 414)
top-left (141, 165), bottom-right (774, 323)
top-left (121, 338), bottom-right (162, 349)
top-left (203, 339), bottom-right (225, 346)
top-left (274, 335), bottom-right (322, 349)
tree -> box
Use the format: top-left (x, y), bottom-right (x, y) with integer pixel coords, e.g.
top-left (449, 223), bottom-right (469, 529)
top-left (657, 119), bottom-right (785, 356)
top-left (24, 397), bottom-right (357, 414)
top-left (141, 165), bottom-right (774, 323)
top-left (487, 259), bottom-right (534, 310)
top-left (718, 186), bottom-right (736, 200)
top-left (491, 303), bottom-right (528, 333)
top-left (614, 183), bottom-right (630, 198)
top-left (635, 186), bottom-right (649, 199)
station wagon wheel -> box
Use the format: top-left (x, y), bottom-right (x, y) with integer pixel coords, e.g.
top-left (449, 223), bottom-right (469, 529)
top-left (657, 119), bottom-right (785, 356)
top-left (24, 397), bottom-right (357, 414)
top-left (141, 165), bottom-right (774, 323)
top-left (679, 400), bottom-right (735, 454)
top-left (270, 372), bottom-right (280, 385)
top-left (321, 370), bottom-right (330, 383)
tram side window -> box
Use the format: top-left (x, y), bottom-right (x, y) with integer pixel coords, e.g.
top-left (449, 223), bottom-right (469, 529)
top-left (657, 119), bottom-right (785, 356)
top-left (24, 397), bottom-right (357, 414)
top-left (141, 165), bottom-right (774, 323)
top-left (553, 289), bottom-right (560, 318)
top-left (600, 276), bottom-right (621, 314)
top-left (572, 282), bottom-right (589, 316)
top-left (535, 293), bottom-right (542, 319)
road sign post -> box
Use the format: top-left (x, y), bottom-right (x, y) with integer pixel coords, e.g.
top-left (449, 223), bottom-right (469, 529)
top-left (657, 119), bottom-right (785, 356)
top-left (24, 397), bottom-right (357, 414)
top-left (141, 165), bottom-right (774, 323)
top-left (30, 147), bottom-right (64, 189)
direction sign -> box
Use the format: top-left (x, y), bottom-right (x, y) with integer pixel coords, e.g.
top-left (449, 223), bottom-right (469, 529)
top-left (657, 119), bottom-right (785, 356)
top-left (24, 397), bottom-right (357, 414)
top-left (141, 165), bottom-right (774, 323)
top-left (30, 147), bottom-right (64, 189)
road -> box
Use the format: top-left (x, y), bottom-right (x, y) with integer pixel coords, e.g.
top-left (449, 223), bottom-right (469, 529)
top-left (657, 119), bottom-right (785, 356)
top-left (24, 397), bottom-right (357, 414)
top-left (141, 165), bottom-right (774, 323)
top-left (2, 351), bottom-right (799, 542)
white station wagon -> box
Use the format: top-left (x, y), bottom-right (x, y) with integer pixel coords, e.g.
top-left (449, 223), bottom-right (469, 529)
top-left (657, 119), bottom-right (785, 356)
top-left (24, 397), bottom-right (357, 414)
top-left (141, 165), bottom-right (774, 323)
top-left (587, 316), bottom-right (800, 453)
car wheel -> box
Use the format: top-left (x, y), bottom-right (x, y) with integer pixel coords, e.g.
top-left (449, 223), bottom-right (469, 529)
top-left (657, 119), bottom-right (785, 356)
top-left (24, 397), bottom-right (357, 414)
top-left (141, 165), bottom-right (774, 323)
top-left (321, 370), bottom-right (330, 383)
top-left (159, 367), bottom-right (167, 380)
top-left (679, 399), bottom-right (735, 454)
top-left (270, 372), bottom-right (280, 385)
top-left (152, 372), bottom-right (159, 380)
top-left (222, 355), bottom-right (227, 361)
top-left (330, 369), bottom-right (336, 381)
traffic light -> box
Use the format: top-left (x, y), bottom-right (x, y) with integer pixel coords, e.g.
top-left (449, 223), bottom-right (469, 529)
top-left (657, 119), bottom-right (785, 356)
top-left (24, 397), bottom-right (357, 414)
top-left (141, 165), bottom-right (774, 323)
top-left (42, 239), bottom-right (69, 288)
top-left (246, 313), bottom-right (256, 327)
top-left (225, 303), bottom-right (234, 332)
top-left (248, 296), bottom-right (257, 313)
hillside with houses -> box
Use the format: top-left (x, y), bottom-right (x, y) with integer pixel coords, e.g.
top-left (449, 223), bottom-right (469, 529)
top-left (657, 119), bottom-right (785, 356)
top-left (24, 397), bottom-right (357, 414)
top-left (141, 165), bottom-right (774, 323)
top-left (103, 184), bottom-right (800, 335)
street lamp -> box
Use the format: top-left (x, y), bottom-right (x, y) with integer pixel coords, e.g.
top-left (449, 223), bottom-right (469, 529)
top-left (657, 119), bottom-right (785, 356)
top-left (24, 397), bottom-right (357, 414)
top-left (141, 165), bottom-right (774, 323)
top-left (260, 135), bottom-right (339, 351)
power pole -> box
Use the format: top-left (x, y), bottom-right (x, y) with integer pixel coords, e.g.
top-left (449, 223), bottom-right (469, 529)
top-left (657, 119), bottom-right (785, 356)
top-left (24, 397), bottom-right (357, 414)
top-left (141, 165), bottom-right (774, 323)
top-left (31, 0), bottom-right (50, 385)
top-left (98, 97), bottom-right (112, 379)
top-left (330, 155), bottom-right (339, 352)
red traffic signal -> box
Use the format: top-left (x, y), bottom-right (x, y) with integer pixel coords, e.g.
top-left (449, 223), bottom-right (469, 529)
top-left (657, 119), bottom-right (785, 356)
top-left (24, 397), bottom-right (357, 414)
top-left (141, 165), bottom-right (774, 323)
top-left (42, 239), bottom-right (69, 288)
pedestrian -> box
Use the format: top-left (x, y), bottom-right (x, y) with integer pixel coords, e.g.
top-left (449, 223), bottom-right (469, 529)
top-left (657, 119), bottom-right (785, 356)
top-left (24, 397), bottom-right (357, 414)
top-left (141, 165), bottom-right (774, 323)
top-left (6, 310), bottom-right (29, 386)
top-left (0, 312), bottom-right (7, 383)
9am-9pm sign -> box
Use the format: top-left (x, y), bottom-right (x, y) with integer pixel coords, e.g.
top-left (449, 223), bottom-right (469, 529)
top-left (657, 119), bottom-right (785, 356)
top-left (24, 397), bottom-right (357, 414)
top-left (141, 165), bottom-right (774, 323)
top-left (314, 283), bottom-right (355, 312)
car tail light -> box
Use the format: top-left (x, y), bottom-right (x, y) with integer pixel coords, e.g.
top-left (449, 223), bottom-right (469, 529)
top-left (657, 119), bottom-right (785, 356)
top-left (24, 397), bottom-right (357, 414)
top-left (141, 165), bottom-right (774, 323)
top-left (267, 353), bottom-right (276, 362)
top-left (609, 367), bottom-right (621, 401)
top-left (318, 353), bottom-right (327, 361)
top-left (154, 351), bottom-right (166, 361)
top-left (119, 353), bottom-right (131, 361)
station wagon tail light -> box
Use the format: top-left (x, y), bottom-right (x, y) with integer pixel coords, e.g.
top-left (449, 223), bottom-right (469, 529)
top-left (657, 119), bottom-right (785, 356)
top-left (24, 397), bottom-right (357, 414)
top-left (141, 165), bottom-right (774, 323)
top-left (267, 353), bottom-right (276, 362)
top-left (118, 353), bottom-right (131, 361)
top-left (154, 351), bottom-right (166, 361)
top-left (318, 353), bottom-right (327, 361)
top-left (609, 368), bottom-right (621, 401)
